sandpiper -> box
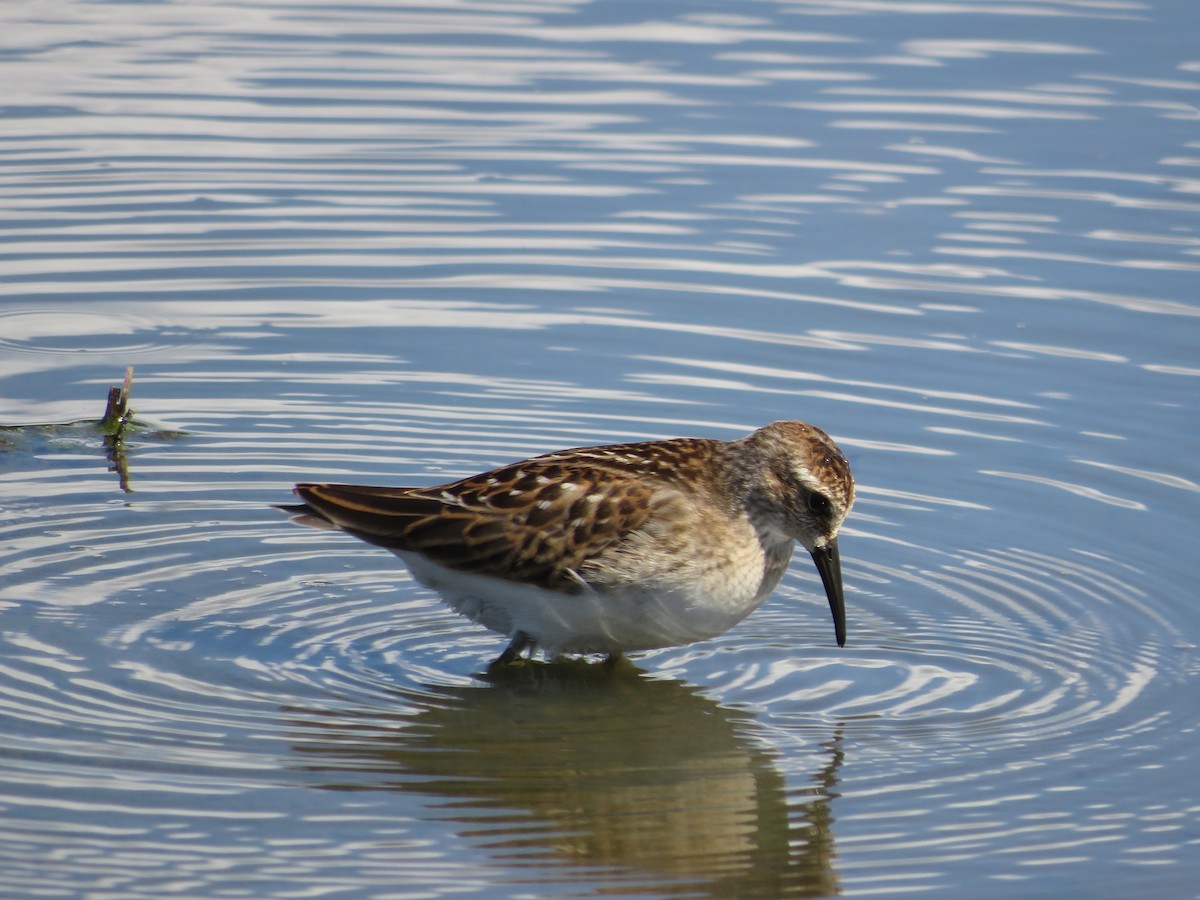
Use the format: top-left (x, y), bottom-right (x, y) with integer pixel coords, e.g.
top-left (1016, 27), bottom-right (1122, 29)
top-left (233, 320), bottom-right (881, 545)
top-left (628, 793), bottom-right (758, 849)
top-left (283, 420), bottom-right (854, 663)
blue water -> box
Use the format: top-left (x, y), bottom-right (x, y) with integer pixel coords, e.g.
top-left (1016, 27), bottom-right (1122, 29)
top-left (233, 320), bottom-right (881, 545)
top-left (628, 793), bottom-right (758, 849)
top-left (1, 1), bottom-right (1198, 897)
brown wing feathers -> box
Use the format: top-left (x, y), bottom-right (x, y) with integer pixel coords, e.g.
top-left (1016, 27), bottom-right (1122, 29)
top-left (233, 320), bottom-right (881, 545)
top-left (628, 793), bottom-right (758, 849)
top-left (293, 456), bottom-right (660, 590)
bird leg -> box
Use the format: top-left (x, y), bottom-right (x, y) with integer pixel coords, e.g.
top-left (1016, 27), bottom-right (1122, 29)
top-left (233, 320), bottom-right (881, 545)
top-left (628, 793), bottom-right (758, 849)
top-left (497, 630), bottom-right (535, 664)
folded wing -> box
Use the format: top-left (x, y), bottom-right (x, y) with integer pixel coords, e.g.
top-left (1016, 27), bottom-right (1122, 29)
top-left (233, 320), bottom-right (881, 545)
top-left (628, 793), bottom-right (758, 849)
top-left (293, 458), bottom-right (660, 592)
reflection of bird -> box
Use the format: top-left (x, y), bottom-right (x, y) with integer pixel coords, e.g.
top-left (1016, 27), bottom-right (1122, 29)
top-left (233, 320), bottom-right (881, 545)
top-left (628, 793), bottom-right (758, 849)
top-left (287, 661), bottom-right (844, 898)
top-left (284, 421), bottom-right (854, 663)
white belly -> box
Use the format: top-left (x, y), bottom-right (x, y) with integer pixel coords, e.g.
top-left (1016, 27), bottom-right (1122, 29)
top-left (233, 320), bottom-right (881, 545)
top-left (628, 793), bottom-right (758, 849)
top-left (393, 549), bottom-right (790, 656)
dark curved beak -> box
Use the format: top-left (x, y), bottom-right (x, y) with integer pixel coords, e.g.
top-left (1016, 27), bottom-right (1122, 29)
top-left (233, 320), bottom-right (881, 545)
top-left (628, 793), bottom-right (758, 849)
top-left (809, 538), bottom-right (846, 648)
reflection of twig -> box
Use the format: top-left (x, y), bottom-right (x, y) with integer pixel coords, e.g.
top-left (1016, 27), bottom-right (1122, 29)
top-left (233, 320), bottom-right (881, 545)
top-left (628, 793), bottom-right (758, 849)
top-left (102, 367), bottom-right (135, 493)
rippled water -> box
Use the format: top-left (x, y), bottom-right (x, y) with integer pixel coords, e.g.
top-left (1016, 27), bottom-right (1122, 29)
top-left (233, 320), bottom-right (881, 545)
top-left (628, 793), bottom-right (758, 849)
top-left (2, 0), bottom-right (1198, 897)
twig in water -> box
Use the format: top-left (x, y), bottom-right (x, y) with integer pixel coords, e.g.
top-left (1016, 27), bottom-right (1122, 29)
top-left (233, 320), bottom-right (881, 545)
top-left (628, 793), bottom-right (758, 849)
top-left (101, 367), bottom-right (135, 492)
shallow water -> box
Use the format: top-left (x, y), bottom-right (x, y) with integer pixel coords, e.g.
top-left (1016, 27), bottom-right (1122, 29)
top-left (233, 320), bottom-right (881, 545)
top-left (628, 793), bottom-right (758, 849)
top-left (1, 0), bottom-right (1198, 897)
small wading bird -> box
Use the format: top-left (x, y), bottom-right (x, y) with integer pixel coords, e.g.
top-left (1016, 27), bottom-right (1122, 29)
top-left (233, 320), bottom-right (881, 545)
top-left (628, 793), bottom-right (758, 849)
top-left (282, 420), bottom-right (854, 664)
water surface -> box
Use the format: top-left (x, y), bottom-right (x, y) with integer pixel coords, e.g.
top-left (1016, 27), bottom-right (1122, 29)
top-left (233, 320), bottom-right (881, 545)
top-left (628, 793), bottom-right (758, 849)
top-left (1, 0), bottom-right (1197, 897)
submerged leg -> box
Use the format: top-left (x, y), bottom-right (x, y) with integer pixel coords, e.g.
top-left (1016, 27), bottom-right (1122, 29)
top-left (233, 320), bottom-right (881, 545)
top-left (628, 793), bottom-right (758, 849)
top-left (497, 630), bottom-right (534, 665)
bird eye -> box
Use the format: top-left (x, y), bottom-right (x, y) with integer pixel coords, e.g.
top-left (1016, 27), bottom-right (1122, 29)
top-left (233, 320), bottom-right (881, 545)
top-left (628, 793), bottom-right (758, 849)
top-left (807, 492), bottom-right (831, 516)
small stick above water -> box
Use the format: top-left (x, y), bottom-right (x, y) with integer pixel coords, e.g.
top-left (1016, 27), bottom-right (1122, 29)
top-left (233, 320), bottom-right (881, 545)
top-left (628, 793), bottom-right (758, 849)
top-left (100, 366), bottom-right (135, 441)
top-left (101, 366), bottom-right (135, 492)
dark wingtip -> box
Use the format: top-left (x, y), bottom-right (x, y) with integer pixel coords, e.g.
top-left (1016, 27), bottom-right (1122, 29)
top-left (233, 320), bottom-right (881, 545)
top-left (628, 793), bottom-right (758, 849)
top-left (276, 485), bottom-right (337, 529)
top-left (274, 484), bottom-right (322, 516)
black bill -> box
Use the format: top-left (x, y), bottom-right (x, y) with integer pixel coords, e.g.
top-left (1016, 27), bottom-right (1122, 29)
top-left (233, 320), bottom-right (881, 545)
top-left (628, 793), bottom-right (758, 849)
top-left (808, 537), bottom-right (846, 648)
